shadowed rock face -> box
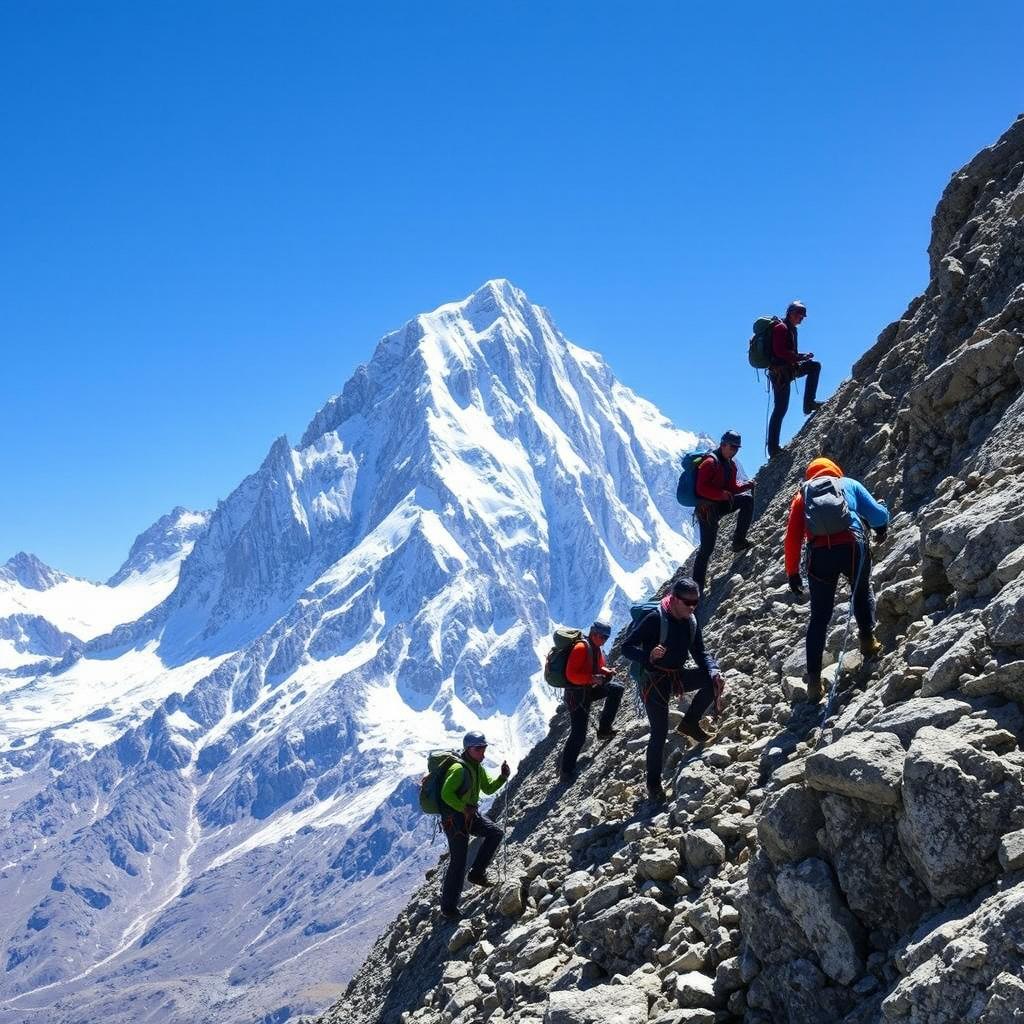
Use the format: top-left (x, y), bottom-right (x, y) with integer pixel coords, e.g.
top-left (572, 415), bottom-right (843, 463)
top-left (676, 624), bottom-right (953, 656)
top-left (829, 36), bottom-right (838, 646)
top-left (318, 116), bottom-right (1024, 1024)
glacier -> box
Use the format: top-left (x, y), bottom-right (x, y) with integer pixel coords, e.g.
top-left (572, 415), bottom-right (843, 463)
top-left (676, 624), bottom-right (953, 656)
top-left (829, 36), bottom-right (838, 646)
top-left (0, 280), bottom-right (701, 1024)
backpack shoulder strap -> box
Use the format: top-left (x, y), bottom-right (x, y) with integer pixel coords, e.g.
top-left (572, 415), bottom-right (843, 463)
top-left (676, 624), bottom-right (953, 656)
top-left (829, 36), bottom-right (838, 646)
top-left (658, 607), bottom-right (669, 646)
top-left (688, 616), bottom-right (697, 644)
top-left (456, 758), bottom-right (474, 798)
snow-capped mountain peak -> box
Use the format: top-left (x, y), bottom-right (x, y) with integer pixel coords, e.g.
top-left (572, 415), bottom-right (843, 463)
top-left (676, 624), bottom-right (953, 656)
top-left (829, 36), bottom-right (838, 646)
top-left (106, 506), bottom-right (210, 586)
top-left (0, 551), bottom-right (68, 591)
top-left (0, 281), bottom-right (702, 1024)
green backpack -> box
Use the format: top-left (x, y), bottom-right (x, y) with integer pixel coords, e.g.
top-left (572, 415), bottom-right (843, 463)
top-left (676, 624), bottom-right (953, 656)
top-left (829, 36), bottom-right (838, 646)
top-left (748, 315), bottom-right (780, 369)
top-left (543, 627), bottom-right (591, 688)
top-left (419, 750), bottom-right (472, 815)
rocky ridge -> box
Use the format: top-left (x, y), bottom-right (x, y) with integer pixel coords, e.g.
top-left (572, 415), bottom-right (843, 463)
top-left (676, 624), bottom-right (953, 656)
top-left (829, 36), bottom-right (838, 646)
top-left (316, 115), bottom-right (1024, 1024)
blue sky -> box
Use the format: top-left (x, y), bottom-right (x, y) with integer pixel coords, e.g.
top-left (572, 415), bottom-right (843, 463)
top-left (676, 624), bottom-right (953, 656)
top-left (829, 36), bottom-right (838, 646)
top-left (2, 1), bottom-right (1021, 580)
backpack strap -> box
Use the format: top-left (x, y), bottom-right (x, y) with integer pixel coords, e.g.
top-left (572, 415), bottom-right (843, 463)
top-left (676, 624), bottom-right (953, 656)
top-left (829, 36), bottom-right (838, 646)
top-left (658, 607), bottom-right (669, 647)
top-left (456, 758), bottom-right (474, 800)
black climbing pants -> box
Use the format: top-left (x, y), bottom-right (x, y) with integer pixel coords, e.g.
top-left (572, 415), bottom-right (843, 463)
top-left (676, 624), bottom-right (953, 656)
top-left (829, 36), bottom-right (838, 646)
top-left (767, 360), bottom-right (822, 454)
top-left (692, 494), bottom-right (755, 592)
top-left (441, 810), bottom-right (503, 913)
top-left (641, 668), bottom-right (716, 790)
top-left (806, 541), bottom-right (874, 680)
top-left (560, 680), bottom-right (625, 775)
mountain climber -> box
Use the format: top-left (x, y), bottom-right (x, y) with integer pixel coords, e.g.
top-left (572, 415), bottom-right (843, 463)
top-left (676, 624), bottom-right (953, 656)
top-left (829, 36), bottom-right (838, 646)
top-left (767, 301), bottom-right (823, 457)
top-left (621, 578), bottom-right (724, 802)
top-left (558, 620), bottom-right (624, 783)
top-left (784, 458), bottom-right (890, 702)
top-left (692, 430), bottom-right (756, 594)
top-left (439, 731), bottom-right (510, 922)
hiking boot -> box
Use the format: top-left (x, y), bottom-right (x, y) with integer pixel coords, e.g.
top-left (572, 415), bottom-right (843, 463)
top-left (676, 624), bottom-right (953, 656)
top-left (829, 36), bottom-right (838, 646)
top-left (596, 728), bottom-right (617, 742)
top-left (804, 401), bottom-right (824, 415)
top-left (647, 784), bottom-right (667, 803)
top-left (859, 632), bottom-right (883, 658)
top-left (440, 908), bottom-right (463, 923)
top-left (806, 675), bottom-right (824, 703)
top-left (467, 872), bottom-right (493, 888)
top-left (731, 537), bottom-right (752, 553)
top-left (675, 718), bottom-right (713, 744)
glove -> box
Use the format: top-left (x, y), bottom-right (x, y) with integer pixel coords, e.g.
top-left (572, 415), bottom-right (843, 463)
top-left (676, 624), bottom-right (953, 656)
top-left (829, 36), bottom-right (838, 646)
top-left (500, 761), bottom-right (510, 779)
top-left (788, 574), bottom-right (804, 595)
top-left (874, 526), bottom-right (888, 543)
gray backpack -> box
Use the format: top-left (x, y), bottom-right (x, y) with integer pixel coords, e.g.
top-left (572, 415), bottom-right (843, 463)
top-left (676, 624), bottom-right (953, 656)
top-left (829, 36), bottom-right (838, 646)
top-left (802, 477), bottom-right (854, 536)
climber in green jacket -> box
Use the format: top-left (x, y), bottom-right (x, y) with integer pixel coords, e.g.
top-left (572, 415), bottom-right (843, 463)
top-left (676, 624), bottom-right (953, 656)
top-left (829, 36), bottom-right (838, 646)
top-left (440, 731), bottom-right (510, 922)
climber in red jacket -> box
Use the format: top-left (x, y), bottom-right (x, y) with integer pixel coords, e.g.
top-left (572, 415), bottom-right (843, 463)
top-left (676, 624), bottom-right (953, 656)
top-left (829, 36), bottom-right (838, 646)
top-left (691, 430), bottom-right (756, 594)
top-left (558, 620), bottom-right (624, 783)
top-left (767, 300), bottom-right (823, 457)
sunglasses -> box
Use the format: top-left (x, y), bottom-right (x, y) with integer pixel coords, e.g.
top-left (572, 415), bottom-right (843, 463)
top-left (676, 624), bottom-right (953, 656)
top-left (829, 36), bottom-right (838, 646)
top-left (675, 596), bottom-right (699, 608)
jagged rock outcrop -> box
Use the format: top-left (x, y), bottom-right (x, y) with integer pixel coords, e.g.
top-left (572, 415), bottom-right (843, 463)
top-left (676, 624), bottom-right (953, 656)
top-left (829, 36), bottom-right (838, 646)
top-left (313, 115), bottom-right (1024, 1024)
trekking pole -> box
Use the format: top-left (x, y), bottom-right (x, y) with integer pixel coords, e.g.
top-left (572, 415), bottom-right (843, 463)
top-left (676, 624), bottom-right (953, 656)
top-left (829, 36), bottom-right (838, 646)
top-left (763, 375), bottom-right (772, 458)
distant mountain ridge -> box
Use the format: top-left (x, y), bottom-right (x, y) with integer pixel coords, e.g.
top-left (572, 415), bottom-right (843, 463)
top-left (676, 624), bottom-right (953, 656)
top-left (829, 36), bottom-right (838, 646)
top-left (0, 280), bottom-right (702, 1024)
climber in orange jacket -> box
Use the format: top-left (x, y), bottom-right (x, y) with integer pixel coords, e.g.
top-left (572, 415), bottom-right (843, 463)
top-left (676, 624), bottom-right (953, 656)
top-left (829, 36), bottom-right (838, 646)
top-left (558, 621), bottom-right (623, 782)
top-left (784, 458), bottom-right (890, 701)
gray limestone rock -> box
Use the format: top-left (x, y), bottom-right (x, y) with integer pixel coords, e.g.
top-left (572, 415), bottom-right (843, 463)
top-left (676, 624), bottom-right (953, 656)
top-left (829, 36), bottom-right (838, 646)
top-left (898, 727), bottom-right (1024, 900)
top-left (577, 896), bottom-right (671, 973)
top-left (683, 829), bottom-right (726, 869)
top-left (865, 696), bottom-right (974, 746)
top-left (757, 785), bottom-right (824, 864)
top-left (544, 984), bottom-right (648, 1024)
top-left (775, 858), bottom-right (865, 985)
top-left (997, 828), bottom-right (1024, 871)
top-left (820, 793), bottom-right (931, 936)
top-left (673, 971), bottom-right (717, 1009)
top-left (805, 730), bottom-right (905, 806)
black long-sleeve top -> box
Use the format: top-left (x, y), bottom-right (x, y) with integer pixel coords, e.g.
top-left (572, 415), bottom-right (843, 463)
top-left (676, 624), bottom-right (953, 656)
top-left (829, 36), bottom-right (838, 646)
top-left (622, 609), bottom-right (719, 676)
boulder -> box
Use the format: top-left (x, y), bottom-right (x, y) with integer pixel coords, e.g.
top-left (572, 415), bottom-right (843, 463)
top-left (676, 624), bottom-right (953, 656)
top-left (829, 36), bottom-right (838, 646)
top-left (998, 828), bottom-right (1024, 871)
top-left (865, 696), bottom-right (974, 746)
top-left (805, 731), bottom-right (905, 806)
top-left (577, 897), bottom-right (671, 973)
top-left (985, 574), bottom-right (1024, 648)
top-left (684, 829), bottom-right (726, 868)
top-left (544, 983), bottom-right (648, 1024)
top-left (562, 871), bottom-right (593, 903)
top-left (819, 793), bottom-right (931, 936)
top-left (639, 850), bottom-right (679, 881)
top-left (898, 727), bottom-right (1024, 900)
top-left (673, 971), bottom-right (717, 1009)
top-left (757, 785), bottom-right (824, 864)
top-left (775, 858), bottom-right (865, 985)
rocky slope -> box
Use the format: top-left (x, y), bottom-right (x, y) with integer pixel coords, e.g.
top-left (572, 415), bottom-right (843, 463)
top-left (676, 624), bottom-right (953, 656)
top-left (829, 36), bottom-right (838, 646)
top-left (318, 115), bottom-right (1024, 1024)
